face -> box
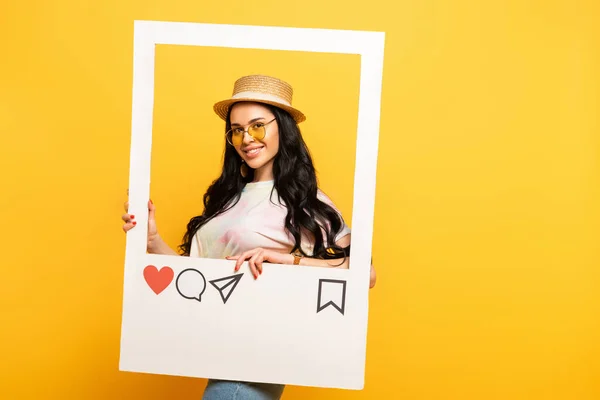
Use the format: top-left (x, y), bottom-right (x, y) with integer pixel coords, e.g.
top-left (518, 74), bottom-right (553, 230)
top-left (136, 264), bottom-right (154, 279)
top-left (229, 102), bottom-right (280, 181)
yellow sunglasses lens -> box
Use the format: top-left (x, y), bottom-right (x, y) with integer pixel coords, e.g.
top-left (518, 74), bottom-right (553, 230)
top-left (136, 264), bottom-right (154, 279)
top-left (230, 125), bottom-right (266, 146)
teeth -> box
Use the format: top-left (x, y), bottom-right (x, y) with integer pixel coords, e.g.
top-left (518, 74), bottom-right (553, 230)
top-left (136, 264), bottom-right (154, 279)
top-left (247, 148), bottom-right (261, 155)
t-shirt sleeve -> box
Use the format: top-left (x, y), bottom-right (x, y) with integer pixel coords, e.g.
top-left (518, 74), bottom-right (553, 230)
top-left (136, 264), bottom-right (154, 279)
top-left (189, 232), bottom-right (205, 258)
top-left (316, 189), bottom-right (351, 243)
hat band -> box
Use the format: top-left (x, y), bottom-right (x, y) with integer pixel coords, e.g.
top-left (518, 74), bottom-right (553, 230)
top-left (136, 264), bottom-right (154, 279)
top-left (231, 91), bottom-right (292, 107)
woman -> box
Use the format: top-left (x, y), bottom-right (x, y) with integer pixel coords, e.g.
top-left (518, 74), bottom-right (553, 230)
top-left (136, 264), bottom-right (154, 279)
top-left (122, 74), bottom-right (376, 399)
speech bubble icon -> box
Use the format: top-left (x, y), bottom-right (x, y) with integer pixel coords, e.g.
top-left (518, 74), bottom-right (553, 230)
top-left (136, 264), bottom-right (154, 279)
top-left (175, 268), bottom-right (207, 302)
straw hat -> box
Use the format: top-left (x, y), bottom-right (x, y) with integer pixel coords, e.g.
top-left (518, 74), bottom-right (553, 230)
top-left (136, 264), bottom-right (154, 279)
top-left (213, 75), bottom-right (306, 123)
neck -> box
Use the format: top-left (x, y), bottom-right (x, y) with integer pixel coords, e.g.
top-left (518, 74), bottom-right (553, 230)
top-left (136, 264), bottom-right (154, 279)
top-left (252, 159), bottom-right (274, 182)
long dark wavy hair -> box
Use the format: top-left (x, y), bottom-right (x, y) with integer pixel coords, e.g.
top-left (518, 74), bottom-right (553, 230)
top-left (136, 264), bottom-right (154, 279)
top-left (178, 102), bottom-right (349, 262)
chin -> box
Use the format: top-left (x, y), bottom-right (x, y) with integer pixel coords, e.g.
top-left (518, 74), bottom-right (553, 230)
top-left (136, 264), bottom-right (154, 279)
top-left (246, 159), bottom-right (266, 170)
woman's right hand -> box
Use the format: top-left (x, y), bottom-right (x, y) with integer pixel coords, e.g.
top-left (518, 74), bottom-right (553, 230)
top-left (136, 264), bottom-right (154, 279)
top-left (122, 196), bottom-right (178, 256)
top-left (122, 198), bottom-right (159, 248)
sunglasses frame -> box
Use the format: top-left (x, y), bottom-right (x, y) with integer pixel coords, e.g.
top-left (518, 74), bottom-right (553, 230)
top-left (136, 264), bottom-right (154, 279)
top-left (225, 118), bottom-right (277, 146)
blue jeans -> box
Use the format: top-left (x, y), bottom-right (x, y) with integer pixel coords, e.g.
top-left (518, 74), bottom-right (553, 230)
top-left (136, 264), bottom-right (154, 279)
top-left (202, 379), bottom-right (285, 400)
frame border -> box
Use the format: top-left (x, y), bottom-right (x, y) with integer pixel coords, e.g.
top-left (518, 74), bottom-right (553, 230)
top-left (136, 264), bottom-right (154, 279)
top-left (121, 20), bottom-right (385, 390)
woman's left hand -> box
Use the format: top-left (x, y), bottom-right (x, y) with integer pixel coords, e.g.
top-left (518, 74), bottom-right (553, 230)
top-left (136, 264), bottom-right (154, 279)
top-left (226, 248), bottom-right (291, 279)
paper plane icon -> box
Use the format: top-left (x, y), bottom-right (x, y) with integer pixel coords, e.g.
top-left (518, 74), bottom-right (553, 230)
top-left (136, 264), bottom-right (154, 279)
top-left (209, 273), bottom-right (244, 304)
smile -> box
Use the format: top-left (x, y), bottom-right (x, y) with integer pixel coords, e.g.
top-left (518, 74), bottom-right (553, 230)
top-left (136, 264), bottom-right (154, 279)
top-left (244, 147), bottom-right (263, 158)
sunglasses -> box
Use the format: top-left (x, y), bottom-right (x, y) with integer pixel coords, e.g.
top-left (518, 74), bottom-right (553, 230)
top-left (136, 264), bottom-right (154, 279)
top-left (226, 118), bottom-right (276, 146)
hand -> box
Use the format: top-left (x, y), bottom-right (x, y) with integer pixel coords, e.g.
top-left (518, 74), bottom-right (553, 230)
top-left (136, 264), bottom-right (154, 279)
top-left (121, 197), bottom-right (159, 250)
top-left (226, 248), bottom-right (291, 279)
top-left (369, 263), bottom-right (376, 289)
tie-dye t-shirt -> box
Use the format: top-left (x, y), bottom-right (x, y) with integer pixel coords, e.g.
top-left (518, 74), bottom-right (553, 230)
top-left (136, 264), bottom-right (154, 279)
top-left (189, 180), bottom-right (351, 259)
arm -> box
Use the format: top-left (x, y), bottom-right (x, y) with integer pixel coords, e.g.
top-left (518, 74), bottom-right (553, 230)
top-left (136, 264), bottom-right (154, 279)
top-left (291, 233), bottom-right (351, 268)
top-left (229, 234), bottom-right (350, 273)
top-left (148, 235), bottom-right (179, 256)
top-left (229, 233), bottom-right (377, 288)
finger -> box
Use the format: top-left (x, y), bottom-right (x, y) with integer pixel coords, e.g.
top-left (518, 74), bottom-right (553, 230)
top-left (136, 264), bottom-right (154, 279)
top-left (369, 264), bottom-right (376, 289)
top-left (249, 253), bottom-right (260, 279)
top-left (148, 199), bottom-right (156, 221)
top-left (234, 256), bottom-right (242, 272)
top-left (121, 215), bottom-right (137, 227)
top-left (124, 201), bottom-right (129, 213)
top-left (256, 251), bottom-right (264, 275)
top-left (254, 250), bottom-right (264, 276)
top-left (234, 252), bottom-right (249, 272)
top-left (121, 213), bottom-right (136, 223)
top-left (122, 221), bottom-right (136, 232)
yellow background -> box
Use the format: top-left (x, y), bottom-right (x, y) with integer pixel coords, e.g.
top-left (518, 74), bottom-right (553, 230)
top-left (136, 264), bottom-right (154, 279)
top-left (1, 1), bottom-right (599, 399)
top-left (151, 45), bottom-right (360, 250)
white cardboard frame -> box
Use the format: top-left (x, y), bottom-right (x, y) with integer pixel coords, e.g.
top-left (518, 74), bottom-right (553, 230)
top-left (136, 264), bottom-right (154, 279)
top-left (119, 20), bottom-right (385, 390)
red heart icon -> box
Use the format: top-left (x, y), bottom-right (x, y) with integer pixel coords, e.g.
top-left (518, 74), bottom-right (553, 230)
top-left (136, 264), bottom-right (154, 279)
top-left (143, 265), bottom-right (174, 294)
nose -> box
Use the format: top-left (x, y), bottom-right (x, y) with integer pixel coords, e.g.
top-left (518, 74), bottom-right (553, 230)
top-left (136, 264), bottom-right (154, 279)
top-left (241, 130), bottom-right (255, 145)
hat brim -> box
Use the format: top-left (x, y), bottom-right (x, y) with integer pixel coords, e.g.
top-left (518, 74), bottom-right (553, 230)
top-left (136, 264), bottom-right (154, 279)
top-left (213, 98), bottom-right (306, 124)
